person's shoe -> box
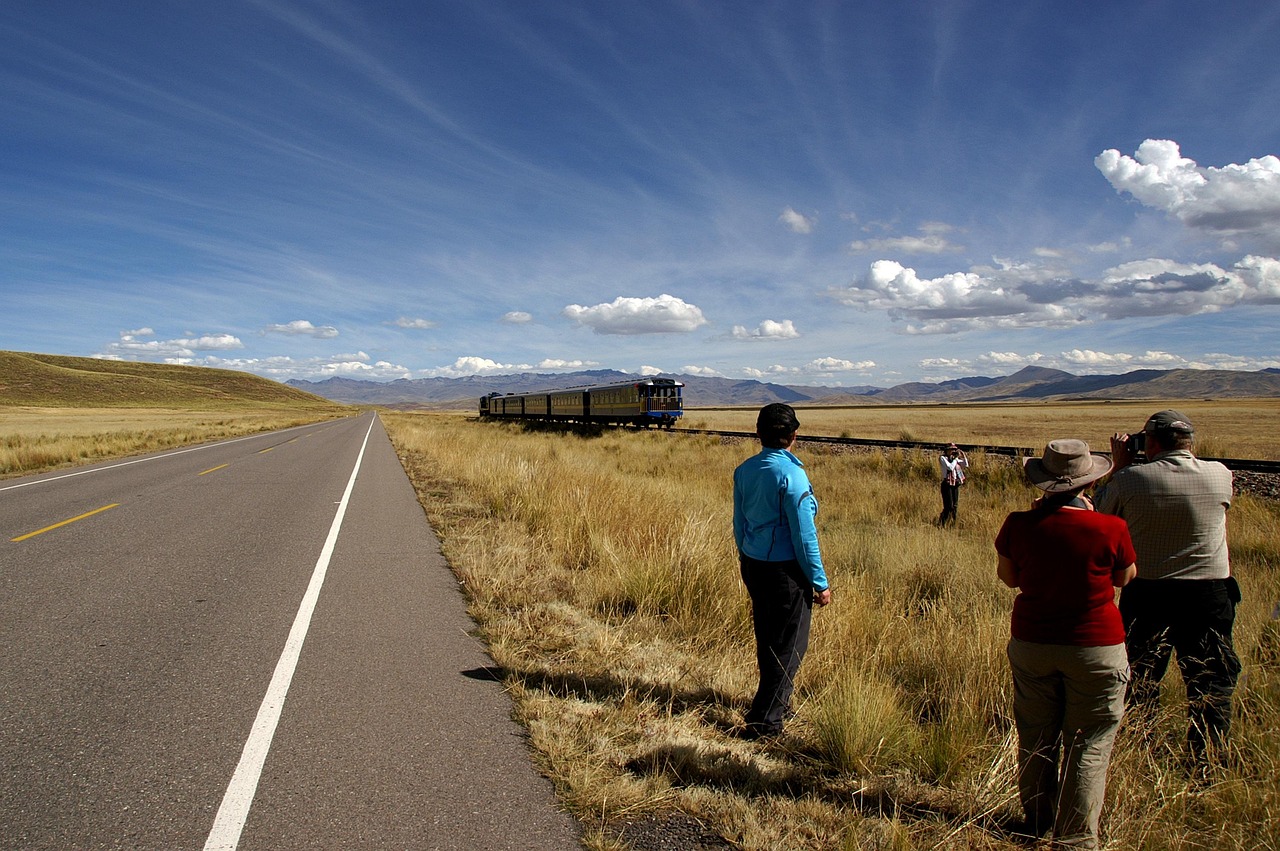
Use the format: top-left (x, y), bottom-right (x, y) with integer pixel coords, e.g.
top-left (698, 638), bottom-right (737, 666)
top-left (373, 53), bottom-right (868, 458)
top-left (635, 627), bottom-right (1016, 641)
top-left (733, 723), bottom-right (782, 741)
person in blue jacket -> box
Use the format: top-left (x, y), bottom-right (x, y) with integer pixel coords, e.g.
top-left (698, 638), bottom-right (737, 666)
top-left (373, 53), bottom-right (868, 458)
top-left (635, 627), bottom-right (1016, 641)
top-left (733, 403), bottom-right (832, 739)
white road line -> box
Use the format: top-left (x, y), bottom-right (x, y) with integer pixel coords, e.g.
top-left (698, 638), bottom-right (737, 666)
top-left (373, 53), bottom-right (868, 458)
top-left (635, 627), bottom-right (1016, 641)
top-left (0, 420), bottom-right (342, 493)
top-left (202, 415), bottom-right (376, 851)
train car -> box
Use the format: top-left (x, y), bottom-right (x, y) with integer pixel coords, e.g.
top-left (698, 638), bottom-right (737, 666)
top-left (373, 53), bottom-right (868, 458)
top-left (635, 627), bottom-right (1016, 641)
top-left (480, 378), bottom-right (683, 428)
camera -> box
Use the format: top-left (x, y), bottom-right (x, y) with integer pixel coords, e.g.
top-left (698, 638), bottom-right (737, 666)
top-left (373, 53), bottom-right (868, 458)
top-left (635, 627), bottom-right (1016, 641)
top-left (1125, 431), bottom-right (1146, 454)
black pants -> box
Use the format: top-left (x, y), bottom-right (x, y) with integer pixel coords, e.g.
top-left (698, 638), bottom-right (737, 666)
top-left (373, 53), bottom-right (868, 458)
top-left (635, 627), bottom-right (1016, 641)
top-left (938, 482), bottom-right (960, 526)
top-left (740, 555), bottom-right (813, 735)
top-left (1119, 577), bottom-right (1242, 762)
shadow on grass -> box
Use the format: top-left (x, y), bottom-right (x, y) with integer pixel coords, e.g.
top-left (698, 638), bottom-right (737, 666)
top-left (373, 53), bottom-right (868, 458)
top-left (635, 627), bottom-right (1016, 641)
top-left (462, 664), bottom-right (1029, 844)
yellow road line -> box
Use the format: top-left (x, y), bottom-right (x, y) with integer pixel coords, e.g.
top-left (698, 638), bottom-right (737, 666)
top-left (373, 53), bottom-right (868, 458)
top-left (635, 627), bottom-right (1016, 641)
top-left (258, 447), bottom-right (274, 454)
top-left (11, 503), bottom-right (120, 542)
top-left (199, 464), bottom-right (230, 476)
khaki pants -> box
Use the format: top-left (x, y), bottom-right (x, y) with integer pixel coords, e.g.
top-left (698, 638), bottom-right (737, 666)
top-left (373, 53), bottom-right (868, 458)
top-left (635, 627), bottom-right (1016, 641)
top-left (1007, 639), bottom-right (1129, 849)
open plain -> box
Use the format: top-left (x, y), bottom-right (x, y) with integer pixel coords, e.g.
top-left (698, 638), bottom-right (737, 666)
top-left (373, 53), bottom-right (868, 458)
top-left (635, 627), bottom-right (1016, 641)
top-left (4, 395), bottom-right (1279, 849)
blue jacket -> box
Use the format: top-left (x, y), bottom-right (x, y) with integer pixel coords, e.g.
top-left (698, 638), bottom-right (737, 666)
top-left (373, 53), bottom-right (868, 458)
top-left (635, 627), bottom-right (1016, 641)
top-left (733, 447), bottom-right (828, 591)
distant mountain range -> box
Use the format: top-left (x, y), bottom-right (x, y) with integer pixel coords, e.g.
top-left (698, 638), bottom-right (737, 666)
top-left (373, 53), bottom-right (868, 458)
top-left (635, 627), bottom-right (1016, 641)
top-left (286, 366), bottom-right (1280, 408)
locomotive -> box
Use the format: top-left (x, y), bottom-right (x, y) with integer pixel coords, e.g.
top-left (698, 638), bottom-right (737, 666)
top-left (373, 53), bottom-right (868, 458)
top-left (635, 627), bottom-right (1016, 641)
top-left (479, 377), bottom-right (684, 428)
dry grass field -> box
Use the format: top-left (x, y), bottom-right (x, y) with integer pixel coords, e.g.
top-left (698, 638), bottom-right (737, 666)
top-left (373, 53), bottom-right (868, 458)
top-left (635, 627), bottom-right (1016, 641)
top-left (684, 399), bottom-right (1280, 462)
top-left (0, 352), bottom-right (351, 478)
top-left (384, 406), bottom-right (1280, 851)
top-left (0, 407), bottom-right (346, 478)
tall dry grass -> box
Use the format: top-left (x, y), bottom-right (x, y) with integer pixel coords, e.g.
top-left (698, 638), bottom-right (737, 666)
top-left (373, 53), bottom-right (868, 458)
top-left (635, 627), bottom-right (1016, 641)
top-left (384, 412), bottom-right (1280, 850)
top-left (0, 407), bottom-right (345, 478)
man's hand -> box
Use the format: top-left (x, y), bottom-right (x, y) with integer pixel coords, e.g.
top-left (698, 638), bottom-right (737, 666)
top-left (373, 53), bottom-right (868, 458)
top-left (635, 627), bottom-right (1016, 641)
top-left (814, 588), bottom-right (832, 606)
top-left (1110, 432), bottom-right (1135, 470)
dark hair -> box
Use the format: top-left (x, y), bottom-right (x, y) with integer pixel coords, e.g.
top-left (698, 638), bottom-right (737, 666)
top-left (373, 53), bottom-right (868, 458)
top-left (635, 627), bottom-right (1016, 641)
top-left (757, 403), bottom-right (799, 447)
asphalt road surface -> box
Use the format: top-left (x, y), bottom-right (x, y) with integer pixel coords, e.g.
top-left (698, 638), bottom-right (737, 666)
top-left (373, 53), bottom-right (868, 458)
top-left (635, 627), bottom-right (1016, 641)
top-left (0, 412), bottom-right (582, 850)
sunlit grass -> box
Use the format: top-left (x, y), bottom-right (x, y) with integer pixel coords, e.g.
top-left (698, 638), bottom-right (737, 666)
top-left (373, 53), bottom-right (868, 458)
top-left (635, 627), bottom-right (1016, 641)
top-left (0, 406), bottom-right (347, 477)
top-left (685, 399), bottom-right (1280, 461)
top-left (385, 410), bottom-right (1280, 850)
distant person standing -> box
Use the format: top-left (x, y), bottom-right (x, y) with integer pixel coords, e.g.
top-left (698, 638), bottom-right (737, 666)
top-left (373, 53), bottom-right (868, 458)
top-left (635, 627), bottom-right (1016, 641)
top-left (733, 403), bottom-right (831, 739)
top-left (996, 439), bottom-right (1136, 848)
top-left (1095, 410), bottom-right (1239, 772)
top-left (937, 443), bottom-right (969, 527)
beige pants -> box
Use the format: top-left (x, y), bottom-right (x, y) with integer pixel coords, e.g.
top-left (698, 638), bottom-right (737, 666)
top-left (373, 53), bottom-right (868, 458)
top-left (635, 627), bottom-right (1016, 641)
top-left (1007, 639), bottom-right (1129, 849)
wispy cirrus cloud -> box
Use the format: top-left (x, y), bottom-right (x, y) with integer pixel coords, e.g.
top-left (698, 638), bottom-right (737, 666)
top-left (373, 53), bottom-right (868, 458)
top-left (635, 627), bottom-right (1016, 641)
top-left (779, 207), bottom-right (815, 234)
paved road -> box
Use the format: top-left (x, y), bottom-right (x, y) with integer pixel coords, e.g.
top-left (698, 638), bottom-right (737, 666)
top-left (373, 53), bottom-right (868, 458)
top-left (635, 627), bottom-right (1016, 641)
top-left (0, 412), bottom-right (581, 850)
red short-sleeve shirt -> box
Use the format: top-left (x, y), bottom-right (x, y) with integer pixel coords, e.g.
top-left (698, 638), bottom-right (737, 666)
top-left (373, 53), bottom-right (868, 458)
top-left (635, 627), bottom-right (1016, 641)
top-left (995, 507), bottom-right (1136, 646)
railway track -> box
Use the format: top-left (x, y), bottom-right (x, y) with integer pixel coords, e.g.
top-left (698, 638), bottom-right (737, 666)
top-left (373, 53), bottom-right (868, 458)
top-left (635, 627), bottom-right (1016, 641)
top-left (678, 428), bottom-right (1280, 475)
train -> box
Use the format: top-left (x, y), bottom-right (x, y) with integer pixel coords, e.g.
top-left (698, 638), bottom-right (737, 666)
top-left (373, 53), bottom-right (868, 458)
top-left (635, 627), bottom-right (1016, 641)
top-left (479, 377), bottom-right (684, 429)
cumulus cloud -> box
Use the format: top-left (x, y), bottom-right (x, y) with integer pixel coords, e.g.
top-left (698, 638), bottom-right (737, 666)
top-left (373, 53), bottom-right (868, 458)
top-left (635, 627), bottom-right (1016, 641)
top-left (638, 365), bottom-right (664, 376)
top-left (939, 349), bottom-right (1280, 376)
top-left (97, 329), bottom-right (245, 360)
top-left (833, 255), bottom-right (1280, 333)
top-left (730, 319), bottom-right (800, 341)
top-left (422, 356), bottom-right (534, 377)
top-left (681, 364), bottom-right (724, 377)
top-left (537, 358), bottom-right (598, 369)
top-left (779, 207), bottom-right (815, 234)
top-left (502, 311), bottom-right (533, 324)
top-left (563, 294), bottom-right (708, 335)
top-left (133, 354), bottom-right (413, 380)
top-left (1096, 139), bottom-right (1280, 245)
top-left (390, 317), bottom-right (436, 329)
top-left (264, 320), bottom-right (339, 338)
top-left (980, 351), bottom-right (1044, 366)
top-left (743, 358), bottom-right (875, 379)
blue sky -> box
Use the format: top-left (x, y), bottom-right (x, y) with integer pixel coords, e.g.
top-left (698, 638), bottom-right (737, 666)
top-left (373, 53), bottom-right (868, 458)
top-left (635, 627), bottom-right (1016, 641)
top-left (3, 1), bottom-right (1279, 387)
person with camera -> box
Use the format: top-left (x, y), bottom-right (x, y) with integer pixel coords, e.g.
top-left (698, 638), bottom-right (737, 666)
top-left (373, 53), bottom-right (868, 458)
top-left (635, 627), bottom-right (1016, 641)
top-left (937, 443), bottom-right (969, 527)
top-left (1094, 410), bottom-right (1240, 773)
top-left (733, 403), bottom-right (832, 740)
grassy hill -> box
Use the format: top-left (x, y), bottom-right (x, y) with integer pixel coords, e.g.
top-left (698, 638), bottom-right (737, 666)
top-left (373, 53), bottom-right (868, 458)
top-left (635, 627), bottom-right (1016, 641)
top-left (0, 351), bottom-right (350, 411)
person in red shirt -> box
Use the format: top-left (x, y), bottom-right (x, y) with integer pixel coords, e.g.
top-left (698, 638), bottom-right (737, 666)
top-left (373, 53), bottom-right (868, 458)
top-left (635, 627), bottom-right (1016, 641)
top-left (996, 439), bottom-right (1137, 849)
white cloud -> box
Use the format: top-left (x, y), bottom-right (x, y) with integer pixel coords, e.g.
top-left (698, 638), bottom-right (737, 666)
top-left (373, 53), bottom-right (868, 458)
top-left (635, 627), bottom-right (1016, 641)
top-left (730, 319), bottom-right (800, 341)
top-left (161, 354), bottom-right (413, 380)
top-left (805, 357), bottom-right (875, 372)
top-left (743, 358), bottom-right (874, 379)
top-left (779, 207), bottom-right (815, 234)
top-left (536, 358), bottom-right (598, 369)
top-left (563, 294), bottom-right (708, 335)
top-left (742, 365), bottom-right (792, 379)
top-left (420, 356), bottom-right (535, 377)
top-left (680, 364), bottom-right (724, 376)
top-left (1096, 139), bottom-right (1280, 246)
top-left (850, 234), bottom-right (963, 254)
top-left (264, 320), bottom-right (339, 338)
top-left (927, 349), bottom-right (1280, 376)
top-left (833, 255), bottom-right (1280, 333)
top-left (1087, 238), bottom-right (1131, 254)
top-left (390, 317), bottom-right (436, 329)
top-left (97, 330), bottom-right (245, 360)
top-left (638, 365), bottom-right (664, 376)
top-left (979, 351), bottom-right (1043, 366)
top-left (502, 311), bottom-right (533, 324)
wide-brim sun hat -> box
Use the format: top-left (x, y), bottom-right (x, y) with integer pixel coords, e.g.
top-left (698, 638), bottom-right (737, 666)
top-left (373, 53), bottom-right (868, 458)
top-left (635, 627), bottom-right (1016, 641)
top-left (1023, 438), bottom-right (1113, 493)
